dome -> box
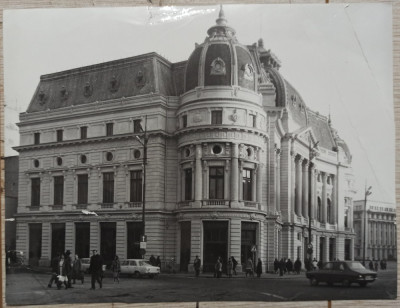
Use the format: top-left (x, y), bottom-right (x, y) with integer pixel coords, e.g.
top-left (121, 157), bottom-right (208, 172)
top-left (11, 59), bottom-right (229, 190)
top-left (185, 6), bottom-right (257, 92)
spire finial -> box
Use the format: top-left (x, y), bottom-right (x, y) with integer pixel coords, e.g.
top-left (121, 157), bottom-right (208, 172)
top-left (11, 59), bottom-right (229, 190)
top-left (328, 105), bottom-right (331, 125)
top-left (216, 5), bottom-right (227, 26)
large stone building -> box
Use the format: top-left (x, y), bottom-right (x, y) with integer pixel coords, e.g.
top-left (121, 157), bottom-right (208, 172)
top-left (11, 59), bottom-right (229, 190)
top-left (353, 200), bottom-right (397, 261)
top-left (15, 8), bottom-right (356, 271)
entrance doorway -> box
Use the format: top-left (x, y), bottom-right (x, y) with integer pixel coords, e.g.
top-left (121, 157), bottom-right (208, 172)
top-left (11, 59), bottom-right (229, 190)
top-left (203, 221), bottom-right (228, 272)
top-left (241, 222), bottom-right (257, 267)
top-left (127, 222), bottom-right (142, 259)
top-left (180, 221), bottom-right (191, 272)
top-left (29, 223), bottom-right (42, 266)
top-left (100, 222), bottom-right (116, 266)
top-left (345, 239), bottom-right (351, 260)
top-left (75, 222), bottom-right (90, 258)
top-left (319, 237), bottom-right (324, 261)
top-left (51, 223), bottom-right (65, 260)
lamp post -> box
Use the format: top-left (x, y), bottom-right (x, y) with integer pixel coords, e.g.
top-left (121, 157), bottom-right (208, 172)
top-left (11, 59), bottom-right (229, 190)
top-left (136, 116), bottom-right (148, 258)
top-left (307, 140), bottom-right (319, 267)
top-left (362, 185), bottom-right (372, 266)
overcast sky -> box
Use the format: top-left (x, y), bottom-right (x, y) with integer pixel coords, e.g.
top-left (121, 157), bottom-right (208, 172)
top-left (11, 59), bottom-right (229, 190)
top-left (3, 4), bottom-right (394, 204)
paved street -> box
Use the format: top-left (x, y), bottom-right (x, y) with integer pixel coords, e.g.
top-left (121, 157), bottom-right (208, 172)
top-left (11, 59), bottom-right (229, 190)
top-left (5, 263), bottom-right (397, 305)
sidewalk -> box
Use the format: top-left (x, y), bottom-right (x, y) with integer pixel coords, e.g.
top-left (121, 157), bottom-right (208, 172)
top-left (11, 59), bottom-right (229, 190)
top-left (161, 271), bottom-right (307, 279)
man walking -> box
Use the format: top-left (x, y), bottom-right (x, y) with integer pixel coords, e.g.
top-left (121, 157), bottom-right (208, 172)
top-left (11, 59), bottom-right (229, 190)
top-left (89, 250), bottom-right (103, 289)
top-left (193, 255), bottom-right (201, 277)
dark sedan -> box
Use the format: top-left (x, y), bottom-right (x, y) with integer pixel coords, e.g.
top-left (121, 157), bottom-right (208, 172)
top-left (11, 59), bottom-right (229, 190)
top-left (306, 261), bottom-right (377, 287)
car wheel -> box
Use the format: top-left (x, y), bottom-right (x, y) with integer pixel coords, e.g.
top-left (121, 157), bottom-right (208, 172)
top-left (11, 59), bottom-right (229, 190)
top-left (133, 271), bottom-right (140, 278)
top-left (310, 278), bottom-right (319, 286)
top-left (359, 282), bottom-right (367, 287)
top-left (342, 279), bottom-right (351, 287)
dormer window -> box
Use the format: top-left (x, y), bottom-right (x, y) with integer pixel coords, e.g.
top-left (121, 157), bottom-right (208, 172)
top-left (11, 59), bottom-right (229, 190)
top-left (56, 129), bottom-right (63, 142)
top-left (211, 110), bottom-right (222, 125)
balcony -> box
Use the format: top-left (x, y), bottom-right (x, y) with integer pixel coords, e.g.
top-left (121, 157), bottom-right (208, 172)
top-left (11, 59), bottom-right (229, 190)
top-left (101, 203), bottom-right (114, 209)
top-left (126, 202), bottom-right (143, 209)
top-left (178, 201), bottom-right (191, 208)
top-left (320, 222), bottom-right (326, 229)
top-left (244, 201), bottom-right (259, 208)
top-left (28, 206), bottom-right (40, 211)
top-left (202, 200), bottom-right (229, 207)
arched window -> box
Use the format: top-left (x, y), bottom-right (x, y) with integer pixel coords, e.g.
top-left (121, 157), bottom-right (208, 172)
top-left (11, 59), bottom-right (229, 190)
top-left (327, 199), bottom-right (332, 224)
top-left (317, 197), bottom-right (322, 222)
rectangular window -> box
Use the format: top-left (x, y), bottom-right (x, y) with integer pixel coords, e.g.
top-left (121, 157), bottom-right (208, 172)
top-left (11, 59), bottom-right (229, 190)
top-left (34, 132), bottom-right (40, 145)
top-left (106, 123), bottom-right (114, 136)
top-left (182, 115), bottom-right (188, 128)
top-left (211, 110), bottom-right (222, 125)
top-left (184, 168), bottom-right (192, 200)
top-left (134, 120), bottom-right (142, 133)
top-left (103, 172), bottom-right (114, 203)
top-left (54, 176), bottom-right (64, 205)
top-left (31, 178), bottom-right (41, 206)
top-left (56, 129), bottom-right (63, 142)
top-left (250, 114), bottom-right (256, 127)
top-left (209, 167), bottom-right (224, 199)
top-left (80, 126), bottom-right (88, 139)
top-left (77, 174), bottom-right (88, 204)
top-left (242, 168), bottom-right (253, 201)
top-left (130, 170), bottom-right (142, 202)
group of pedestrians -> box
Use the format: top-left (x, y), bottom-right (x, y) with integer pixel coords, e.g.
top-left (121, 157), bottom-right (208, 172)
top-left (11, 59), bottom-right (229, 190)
top-left (48, 250), bottom-right (83, 290)
top-left (148, 255), bottom-right (162, 268)
top-left (274, 257), bottom-right (303, 276)
top-left (368, 259), bottom-right (387, 271)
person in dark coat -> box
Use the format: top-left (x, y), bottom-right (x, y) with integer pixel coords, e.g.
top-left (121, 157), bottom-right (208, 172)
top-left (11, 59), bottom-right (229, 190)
top-left (111, 255), bottom-right (121, 283)
top-left (286, 259), bottom-right (293, 274)
top-left (89, 249), bottom-right (103, 289)
top-left (72, 254), bottom-right (84, 284)
top-left (64, 250), bottom-right (73, 288)
top-left (279, 258), bottom-right (285, 276)
top-left (149, 255), bottom-right (156, 266)
top-left (369, 260), bottom-right (374, 270)
top-left (294, 258), bottom-right (301, 274)
top-left (156, 256), bottom-right (161, 269)
top-left (274, 258), bottom-right (279, 274)
top-left (231, 256), bottom-right (238, 275)
top-left (48, 254), bottom-right (61, 288)
top-left (256, 258), bottom-right (262, 278)
top-left (317, 260), bottom-right (323, 269)
top-left (193, 255), bottom-right (201, 277)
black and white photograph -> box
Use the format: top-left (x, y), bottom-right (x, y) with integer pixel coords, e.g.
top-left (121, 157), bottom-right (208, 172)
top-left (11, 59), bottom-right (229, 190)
top-left (3, 3), bottom-right (397, 306)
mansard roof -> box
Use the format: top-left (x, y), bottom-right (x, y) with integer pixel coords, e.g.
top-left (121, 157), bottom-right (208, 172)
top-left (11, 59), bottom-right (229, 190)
top-left (27, 53), bottom-right (186, 113)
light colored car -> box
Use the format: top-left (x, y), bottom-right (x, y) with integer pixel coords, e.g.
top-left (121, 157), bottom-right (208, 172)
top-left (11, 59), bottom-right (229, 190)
top-left (120, 259), bottom-right (160, 278)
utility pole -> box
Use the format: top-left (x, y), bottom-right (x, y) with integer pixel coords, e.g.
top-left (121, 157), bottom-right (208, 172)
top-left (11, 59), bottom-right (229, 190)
top-left (362, 184), bottom-right (372, 266)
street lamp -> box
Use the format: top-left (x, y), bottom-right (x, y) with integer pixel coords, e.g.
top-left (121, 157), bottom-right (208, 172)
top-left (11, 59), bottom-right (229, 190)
top-left (307, 140), bottom-right (319, 268)
top-left (136, 116), bottom-right (149, 258)
top-left (362, 185), bottom-right (372, 266)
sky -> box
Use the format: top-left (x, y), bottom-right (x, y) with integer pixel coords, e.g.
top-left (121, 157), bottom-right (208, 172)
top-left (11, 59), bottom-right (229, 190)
top-left (3, 4), bottom-right (394, 204)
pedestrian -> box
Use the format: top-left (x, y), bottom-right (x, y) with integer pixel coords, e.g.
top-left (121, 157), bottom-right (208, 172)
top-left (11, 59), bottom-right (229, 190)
top-left (48, 253), bottom-right (61, 288)
top-left (215, 257), bottom-right (223, 278)
top-left (374, 260), bottom-right (379, 272)
top-left (279, 258), bottom-right (285, 276)
top-left (245, 257), bottom-right (254, 277)
top-left (193, 255), bottom-right (201, 277)
top-left (156, 256), bottom-right (162, 269)
top-left (383, 259), bottom-right (387, 270)
top-left (286, 258), bottom-right (293, 274)
top-left (231, 256), bottom-right (238, 275)
top-left (227, 257), bottom-right (233, 278)
top-left (380, 259), bottom-right (384, 270)
top-left (256, 258), bottom-right (262, 278)
top-left (274, 258), bottom-right (279, 274)
top-left (111, 255), bottom-right (121, 283)
top-left (72, 254), bottom-right (84, 284)
top-left (317, 259), bottom-right (323, 269)
top-left (57, 254), bottom-right (68, 290)
top-left (64, 250), bottom-right (73, 288)
top-left (89, 249), bottom-right (103, 289)
top-left (294, 258), bottom-right (301, 274)
top-left (312, 258), bottom-right (318, 270)
top-left (149, 255), bottom-right (156, 266)
top-left (369, 259), bottom-right (374, 271)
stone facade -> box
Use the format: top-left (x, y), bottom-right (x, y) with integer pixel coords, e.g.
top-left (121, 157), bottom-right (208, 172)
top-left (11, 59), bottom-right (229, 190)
top-left (15, 8), bottom-right (356, 271)
top-left (353, 200), bottom-right (397, 261)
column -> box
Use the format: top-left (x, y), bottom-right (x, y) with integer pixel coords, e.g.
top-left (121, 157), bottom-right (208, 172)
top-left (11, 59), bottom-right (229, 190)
top-left (177, 164), bottom-right (181, 203)
top-left (90, 221), bottom-right (99, 252)
top-left (302, 161), bottom-right (309, 219)
top-left (224, 160), bottom-right (230, 200)
top-left (331, 175), bottom-right (336, 224)
top-left (194, 144), bottom-right (203, 207)
top-left (276, 152), bottom-right (281, 212)
top-left (290, 153), bottom-right (296, 219)
top-left (321, 173), bottom-right (327, 224)
top-left (323, 237), bottom-right (329, 262)
top-left (256, 164), bottom-right (262, 204)
top-left (295, 157), bottom-right (303, 217)
top-left (65, 221), bottom-right (74, 254)
top-left (231, 143), bottom-right (239, 207)
top-left (310, 165), bottom-right (315, 221)
top-left (40, 222), bottom-right (51, 265)
top-left (116, 221), bottom-right (126, 259)
top-left (203, 161), bottom-right (208, 200)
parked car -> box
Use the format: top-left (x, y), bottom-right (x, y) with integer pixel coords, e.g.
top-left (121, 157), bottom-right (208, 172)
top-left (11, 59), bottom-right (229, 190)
top-left (120, 259), bottom-right (160, 278)
top-left (81, 258), bottom-right (90, 273)
top-left (306, 261), bottom-right (377, 287)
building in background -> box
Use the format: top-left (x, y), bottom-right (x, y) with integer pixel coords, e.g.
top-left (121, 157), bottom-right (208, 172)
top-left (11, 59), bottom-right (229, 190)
top-left (353, 200), bottom-right (397, 261)
top-left (14, 8), bottom-right (356, 271)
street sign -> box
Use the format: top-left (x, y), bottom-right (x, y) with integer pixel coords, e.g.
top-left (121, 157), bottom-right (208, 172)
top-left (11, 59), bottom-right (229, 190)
top-left (251, 245), bottom-right (257, 252)
top-left (140, 241), bottom-right (147, 249)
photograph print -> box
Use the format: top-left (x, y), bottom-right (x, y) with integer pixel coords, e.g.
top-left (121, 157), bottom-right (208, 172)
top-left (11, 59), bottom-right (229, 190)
top-left (3, 3), bottom-right (397, 305)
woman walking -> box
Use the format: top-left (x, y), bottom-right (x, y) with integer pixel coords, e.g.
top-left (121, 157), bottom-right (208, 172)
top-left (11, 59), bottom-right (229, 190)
top-left (111, 255), bottom-right (121, 283)
top-left (256, 258), bottom-right (262, 278)
top-left (227, 257), bottom-right (233, 278)
top-left (72, 254), bottom-right (84, 284)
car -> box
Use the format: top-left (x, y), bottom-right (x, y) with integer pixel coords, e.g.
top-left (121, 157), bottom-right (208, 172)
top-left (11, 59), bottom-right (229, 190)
top-left (80, 258), bottom-right (90, 273)
top-left (306, 261), bottom-right (377, 287)
top-left (120, 259), bottom-right (160, 278)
